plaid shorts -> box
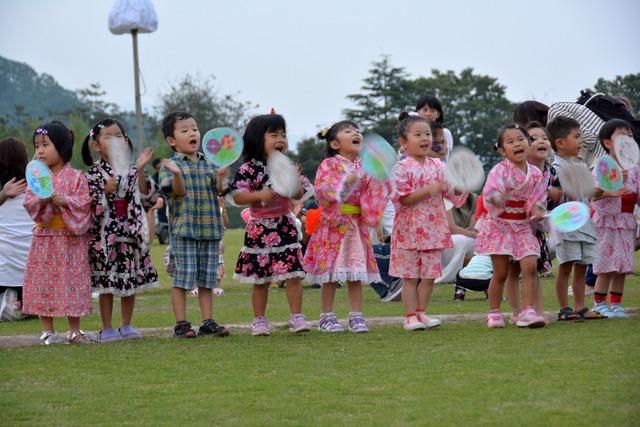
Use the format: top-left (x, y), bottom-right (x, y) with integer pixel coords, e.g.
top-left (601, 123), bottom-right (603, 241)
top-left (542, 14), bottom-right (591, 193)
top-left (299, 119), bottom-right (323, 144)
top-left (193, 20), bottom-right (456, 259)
top-left (171, 237), bottom-right (220, 290)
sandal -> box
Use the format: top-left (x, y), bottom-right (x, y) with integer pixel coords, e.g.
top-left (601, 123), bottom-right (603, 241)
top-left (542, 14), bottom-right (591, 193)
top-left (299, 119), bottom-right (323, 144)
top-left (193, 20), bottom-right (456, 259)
top-left (67, 330), bottom-right (97, 344)
top-left (577, 307), bottom-right (606, 320)
top-left (557, 307), bottom-right (582, 321)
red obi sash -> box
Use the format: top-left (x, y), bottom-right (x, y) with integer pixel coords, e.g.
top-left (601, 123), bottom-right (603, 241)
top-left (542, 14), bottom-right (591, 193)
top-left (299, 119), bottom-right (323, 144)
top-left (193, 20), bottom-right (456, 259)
top-left (498, 200), bottom-right (527, 220)
top-left (621, 193), bottom-right (637, 213)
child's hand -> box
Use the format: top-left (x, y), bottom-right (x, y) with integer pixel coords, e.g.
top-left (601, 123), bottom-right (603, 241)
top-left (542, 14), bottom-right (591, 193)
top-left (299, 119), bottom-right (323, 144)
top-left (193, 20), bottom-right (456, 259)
top-left (426, 181), bottom-right (447, 196)
top-left (135, 147), bottom-right (154, 171)
top-left (104, 178), bottom-right (118, 196)
top-left (161, 159), bottom-right (181, 175)
top-left (216, 167), bottom-right (230, 183)
top-left (530, 205), bottom-right (546, 222)
top-left (51, 193), bottom-right (68, 208)
top-left (603, 188), bottom-right (627, 198)
top-left (1, 177), bottom-right (27, 199)
top-left (345, 173), bottom-right (358, 186)
top-left (259, 188), bottom-right (277, 202)
top-left (548, 187), bottom-right (563, 204)
top-left (622, 169), bottom-right (629, 182)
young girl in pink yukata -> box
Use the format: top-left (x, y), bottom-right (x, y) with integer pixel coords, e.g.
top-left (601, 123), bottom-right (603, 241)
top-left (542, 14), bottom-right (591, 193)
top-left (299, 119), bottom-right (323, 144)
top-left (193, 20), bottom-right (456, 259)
top-left (591, 119), bottom-right (639, 319)
top-left (304, 121), bottom-right (388, 333)
top-left (475, 124), bottom-right (548, 329)
top-left (22, 122), bottom-right (94, 344)
top-left (390, 112), bottom-right (467, 331)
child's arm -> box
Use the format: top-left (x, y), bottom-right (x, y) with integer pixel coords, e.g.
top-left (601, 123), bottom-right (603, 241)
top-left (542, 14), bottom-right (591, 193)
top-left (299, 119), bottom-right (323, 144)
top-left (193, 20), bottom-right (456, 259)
top-left (398, 181), bottom-right (446, 206)
top-left (53, 171), bottom-right (93, 236)
top-left (233, 188), bottom-right (275, 205)
top-left (593, 187), bottom-right (627, 200)
top-left (0, 178), bottom-right (27, 206)
top-left (135, 147), bottom-right (154, 195)
top-left (215, 167), bottom-right (230, 193)
top-left (160, 159), bottom-right (186, 197)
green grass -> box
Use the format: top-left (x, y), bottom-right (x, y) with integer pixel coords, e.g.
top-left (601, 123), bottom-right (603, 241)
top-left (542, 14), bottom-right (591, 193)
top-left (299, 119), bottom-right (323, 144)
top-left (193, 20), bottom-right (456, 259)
top-left (1, 229), bottom-right (640, 426)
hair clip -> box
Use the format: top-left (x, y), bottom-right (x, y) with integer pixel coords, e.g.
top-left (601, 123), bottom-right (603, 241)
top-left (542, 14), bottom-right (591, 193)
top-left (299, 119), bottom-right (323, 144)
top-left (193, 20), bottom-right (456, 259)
top-left (35, 128), bottom-right (48, 135)
top-left (320, 128), bottom-right (329, 138)
top-left (408, 112), bottom-right (420, 117)
top-left (89, 129), bottom-right (94, 138)
top-left (270, 107), bottom-right (276, 115)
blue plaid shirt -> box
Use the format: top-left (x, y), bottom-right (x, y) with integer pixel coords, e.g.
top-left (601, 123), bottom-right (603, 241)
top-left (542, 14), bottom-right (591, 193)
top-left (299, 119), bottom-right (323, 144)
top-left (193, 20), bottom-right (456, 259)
top-left (159, 152), bottom-right (222, 240)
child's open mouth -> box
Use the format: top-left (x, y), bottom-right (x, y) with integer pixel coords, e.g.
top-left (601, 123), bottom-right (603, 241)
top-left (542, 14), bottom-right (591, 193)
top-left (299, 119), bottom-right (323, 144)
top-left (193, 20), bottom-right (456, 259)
top-left (514, 148), bottom-right (525, 155)
top-left (274, 144), bottom-right (285, 152)
top-left (189, 139), bottom-right (198, 146)
top-left (352, 138), bottom-right (361, 145)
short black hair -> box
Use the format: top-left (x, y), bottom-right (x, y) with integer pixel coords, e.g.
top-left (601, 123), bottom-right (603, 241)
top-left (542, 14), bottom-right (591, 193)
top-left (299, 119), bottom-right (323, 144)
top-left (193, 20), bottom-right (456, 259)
top-left (81, 118), bottom-right (130, 166)
top-left (513, 101), bottom-right (549, 127)
top-left (0, 137), bottom-right (28, 186)
top-left (429, 121), bottom-right (444, 132)
top-left (495, 124), bottom-right (529, 151)
top-left (397, 111), bottom-right (429, 140)
top-left (546, 116), bottom-right (580, 151)
top-left (525, 121), bottom-right (551, 141)
top-left (32, 121), bottom-right (74, 163)
top-left (317, 120), bottom-right (359, 158)
top-left (415, 95), bottom-right (444, 123)
top-left (162, 111), bottom-right (195, 139)
top-left (242, 114), bottom-right (286, 163)
top-left (598, 118), bottom-right (634, 154)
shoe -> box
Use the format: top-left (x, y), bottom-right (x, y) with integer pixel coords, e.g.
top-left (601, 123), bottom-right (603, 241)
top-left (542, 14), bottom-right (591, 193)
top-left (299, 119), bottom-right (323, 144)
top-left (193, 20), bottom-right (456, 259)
top-left (199, 319), bottom-right (230, 337)
top-left (39, 330), bottom-right (63, 345)
top-left (416, 312), bottom-right (442, 329)
top-left (288, 314), bottom-right (311, 333)
top-left (381, 280), bottom-right (403, 302)
top-left (98, 327), bottom-right (123, 343)
top-left (0, 288), bottom-right (18, 321)
top-left (516, 308), bottom-right (546, 328)
top-left (318, 313), bottom-right (344, 333)
top-left (403, 316), bottom-right (426, 331)
top-left (119, 324), bottom-right (143, 339)
top-left (251, 317), bottom-right (271, 336)
top-left (486, 311), bottom-right (505, 328)
top-left (592, 303), bottom-right (613, 318)
top-left (174, 320), bottom-right (197, 338)
top-left (311, 284), bottom-right (321, 289)
top-left (453, 291), bottom-right (465, 301)
top-left (348, 313), bottom-right (369, 333)
top-left (67, 330), bottom-right (97, 344)
top-left (608, 304), bottom-right (628, 319)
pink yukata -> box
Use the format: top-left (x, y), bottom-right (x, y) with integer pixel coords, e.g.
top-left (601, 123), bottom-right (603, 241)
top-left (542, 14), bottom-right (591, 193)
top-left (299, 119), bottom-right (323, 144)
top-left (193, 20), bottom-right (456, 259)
top-left (303, 155), bottom-right (387, 284)
top-left (22, 164), bottom-right (93, 317)
top-left (475, 160), bottom-right (547, 260)
top-left (390, 156), bottom-right (467, 279)
top-left (591, 164), bottom-right (640, 275)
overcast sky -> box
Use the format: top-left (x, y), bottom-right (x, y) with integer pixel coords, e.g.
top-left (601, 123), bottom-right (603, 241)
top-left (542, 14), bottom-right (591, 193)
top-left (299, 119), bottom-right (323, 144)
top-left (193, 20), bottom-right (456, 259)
top-left (1, 0), bottom-right (639, 146)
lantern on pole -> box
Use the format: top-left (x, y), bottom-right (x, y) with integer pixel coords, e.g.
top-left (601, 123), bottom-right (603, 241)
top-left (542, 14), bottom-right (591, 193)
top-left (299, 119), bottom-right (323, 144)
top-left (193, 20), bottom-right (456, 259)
top-left (108, 0), bottom-right (158, 153)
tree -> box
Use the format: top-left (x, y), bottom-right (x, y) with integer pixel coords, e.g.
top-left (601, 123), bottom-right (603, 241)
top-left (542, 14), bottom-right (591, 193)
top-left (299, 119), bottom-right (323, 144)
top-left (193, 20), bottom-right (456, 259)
top-left (75, 82), bottom-right (121, 124)
top-left (290, 137), bottom-right (325, 180)
top-left (593, 73), bottom-right (640, 118)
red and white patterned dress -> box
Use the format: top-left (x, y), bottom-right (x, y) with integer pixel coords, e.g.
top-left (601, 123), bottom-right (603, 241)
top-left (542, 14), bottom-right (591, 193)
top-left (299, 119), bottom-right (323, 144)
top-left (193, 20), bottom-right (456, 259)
top-left (22, 164), bottom-right (93, 317)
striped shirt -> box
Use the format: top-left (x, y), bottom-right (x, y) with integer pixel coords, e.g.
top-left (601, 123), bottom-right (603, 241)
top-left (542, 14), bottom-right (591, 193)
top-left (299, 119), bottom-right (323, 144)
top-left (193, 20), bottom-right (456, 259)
top-left (548, 102), bottom-right (606, 168)
top-left (458, 255), bottom-right (492, 280)
top-left (159, 152), bottom-right (222, 241)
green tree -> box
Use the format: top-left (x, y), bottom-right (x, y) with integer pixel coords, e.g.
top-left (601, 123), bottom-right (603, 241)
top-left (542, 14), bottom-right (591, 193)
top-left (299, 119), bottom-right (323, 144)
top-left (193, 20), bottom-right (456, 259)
top-left (290, 137), bottom-right (325, 180)
top-left (593, 73), bottom-right (640, 118)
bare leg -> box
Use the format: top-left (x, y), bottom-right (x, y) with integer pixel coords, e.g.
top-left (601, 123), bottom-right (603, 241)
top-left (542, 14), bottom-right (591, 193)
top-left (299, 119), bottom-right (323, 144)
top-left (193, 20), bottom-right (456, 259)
top-left (488, 255), bottom-right (509, 311)
top-left (67, 316), bottom-right (81, 333)
top-left (285, 277), bottom-right (303, 314)
top-left (416, 278), bottom-right (435, 311)
top-left (505, 262), bottom-right (521, 316)
top-left (198, 287), bottom-right (212, 321)
top-left (594, 272), bottom-right (612, 296)
top-left (519, 255), bottom-right (538, 308)
top-left (41, 316), bottom-right (54, 332)
top-left (571, 264), bottom-right (587, 311)
top-left (120, 295), bottom-right (135, 326)
top-left (555, 262), bottom-right (573, 308)
top-left (321, 282), bottom-right (338, 313)
top-left (401, 278), bottom-right (419, 315)
top-left (346, 280), bottom-right (362, 312)
top-left (171, 288), bottom-right (188, 322)
top-left (609, 273), bottom-right (626, 295)
top-left (251, 285), bottom-right (268, 317)
top-left (99, 294), bottom-right (114, 330)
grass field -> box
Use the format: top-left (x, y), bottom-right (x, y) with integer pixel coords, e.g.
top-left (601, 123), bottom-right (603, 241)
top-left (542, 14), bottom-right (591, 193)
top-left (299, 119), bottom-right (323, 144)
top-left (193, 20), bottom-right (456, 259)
top-left (1, 229), bottom-right (639, 426)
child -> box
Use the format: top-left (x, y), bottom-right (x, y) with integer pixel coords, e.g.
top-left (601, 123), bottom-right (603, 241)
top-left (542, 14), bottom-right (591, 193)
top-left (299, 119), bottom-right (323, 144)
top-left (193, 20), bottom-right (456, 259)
top-left (303, 121), bottom-right (383, 333)
top-left (227, 113), bottom-right (312, 336)
top-left (547, 116), bottom-right (603, 320)
top-left (82, 118), bottom-right (160, 342)
top-left (390, 112), bottom-right (466, 331)
top-left (591, 119), bottom-right (639, 318)
top-left (475, 124), bottom-right (547, 328)
top-left (159, 112), bottom-right (229, 338)
top-left (428, 121), bottom-right (449, 163)
top-left (0, 138), bottom-right (33, 321)
top-left (22, 122), bottom-right (94, 344)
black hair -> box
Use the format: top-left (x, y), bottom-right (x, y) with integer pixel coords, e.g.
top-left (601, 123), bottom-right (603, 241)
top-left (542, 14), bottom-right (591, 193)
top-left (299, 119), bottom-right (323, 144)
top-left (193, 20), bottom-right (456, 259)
top-left (415, 95), bottom-right (444, 123)
top-left (397, 111), bottom-right (430, 141)
top-left (513, 101), bottom-right (549, 127)
top-left (32, 121), bottom-right (74, 163)
top-left (525, 121), bottom-right (551, 141)
top-left (598, 118), bottom-right (634, 154)
top-left (429, 121), bottom-right (444, 132)
top-left (546, 116), bottom-right (580, 151)
top-left (495, 124), bottom-right (529, 151)
top-left (0, 137), bottom-right (28, 186)
top-left (81, 118), bottom-right (131, 166)
top-left (242, 113), bottom-right (287, 162)
top-left (162, 111), bottom-right (195, 139)
top-left (317, 120), bottom-right (359, 158)
top-left (152, 158), bottom-right (163, 168)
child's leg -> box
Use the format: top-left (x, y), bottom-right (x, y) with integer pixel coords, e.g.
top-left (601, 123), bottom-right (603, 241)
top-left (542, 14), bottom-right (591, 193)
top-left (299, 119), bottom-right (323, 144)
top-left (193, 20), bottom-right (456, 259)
top-left (346, 280), bottom-right (362, 313)
top-left (284, 277), bottom-right (303, 314)
top-left (41, 315), bottom-right (54, 332)
top-left (609, 273), bottom-right (626, 304)
top-left (252, 284), bottom-right (269, 317)
top-left (519, 255), bottom-right (538, 308)
top-left (120, 295), bottom-right (135, 326)
top-left (505, 262), bottom-right (521, 316)
top-left (198, 287), bottom-right (213, 321)
top-left (571, 264), bottom-right (588, 311)
top-left (593, 272), bottom-right (612, 305)
top-left (321, 282), bottom-right (338, 313)
top-left (555, 261), bottom-right (574, 308)
top-left (534, 276), bottom-right (544, 315)
top-left (416, 278), bottom-right (435, 311)
top-left (488, 255), bottom-right (509, 311)
top-left (401, 278), bottom-right (419, 315)
top-left (67, 316), bottom-right (80, 333)
top-left (99, 294), bottom-right (114, 330)
top-left (171, 288), bottom-right (188, 322)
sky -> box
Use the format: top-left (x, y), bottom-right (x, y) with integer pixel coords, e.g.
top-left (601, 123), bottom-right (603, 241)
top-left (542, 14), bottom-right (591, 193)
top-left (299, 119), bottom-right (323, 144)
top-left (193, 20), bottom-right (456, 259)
top-left (1, 0), bottom-right (639, 147)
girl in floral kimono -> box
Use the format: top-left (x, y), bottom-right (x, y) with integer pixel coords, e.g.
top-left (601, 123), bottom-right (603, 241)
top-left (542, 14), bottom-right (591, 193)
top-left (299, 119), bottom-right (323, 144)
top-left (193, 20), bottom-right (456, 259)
top-left (82, 118), bottom-right (159, 342)
top-left (475, 124), bottom-right (547, 329)
top-left (390, 112), bottom-right (467, 331)
top-left (304, 121), bottom-right (388, 333)
top-left (22, 121), bottom-right (94, 344)
top-left (228, 113), bottom-right (313, 336)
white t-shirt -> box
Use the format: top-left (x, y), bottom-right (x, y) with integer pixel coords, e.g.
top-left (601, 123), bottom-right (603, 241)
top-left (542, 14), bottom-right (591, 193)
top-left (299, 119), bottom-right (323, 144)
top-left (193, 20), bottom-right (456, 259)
top-left (0, 193), bottom-right (34, 287)
top-left (444, 128), bottom-right (454, 161)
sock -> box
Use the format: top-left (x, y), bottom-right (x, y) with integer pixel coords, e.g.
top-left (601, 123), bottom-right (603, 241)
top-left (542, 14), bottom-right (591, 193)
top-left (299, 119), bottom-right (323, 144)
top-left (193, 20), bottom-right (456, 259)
top-left (415, 309), bottom-right (425, 314)
top-left (405, 313), bottom-right (416, 318)
top-left (609, 292), bottom-right (623, 305)
top-left (594, 292), bottom-right (607, 304)
top-left (348, 311), bottom-right (362, 317)
top-left (320, 312), bottom-right (334, 318)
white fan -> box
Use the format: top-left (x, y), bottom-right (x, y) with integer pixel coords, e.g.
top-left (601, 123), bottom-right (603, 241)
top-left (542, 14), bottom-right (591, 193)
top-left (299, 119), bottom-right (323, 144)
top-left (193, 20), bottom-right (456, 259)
top-left (267, 150), bottom-right (301, 198)
top-left (445, 146), bottom-right (485, 192)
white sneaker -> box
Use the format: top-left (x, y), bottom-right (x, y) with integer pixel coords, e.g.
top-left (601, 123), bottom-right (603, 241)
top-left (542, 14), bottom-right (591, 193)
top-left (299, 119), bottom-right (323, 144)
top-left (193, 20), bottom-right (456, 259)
top-left (403, 316), bottom-right (426, 331)
top-left (416, 312), bottom-right (442, 329)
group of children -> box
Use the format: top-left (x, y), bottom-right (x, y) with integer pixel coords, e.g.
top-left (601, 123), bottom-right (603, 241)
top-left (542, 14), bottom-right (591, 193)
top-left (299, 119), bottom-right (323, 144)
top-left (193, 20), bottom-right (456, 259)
top-left (1, 99), bottom-right (637, 343)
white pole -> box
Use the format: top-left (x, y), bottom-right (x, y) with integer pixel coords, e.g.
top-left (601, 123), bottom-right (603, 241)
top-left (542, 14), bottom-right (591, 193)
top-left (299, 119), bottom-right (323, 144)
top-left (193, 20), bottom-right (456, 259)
top-left (131, 29), bottom-right (143, 153)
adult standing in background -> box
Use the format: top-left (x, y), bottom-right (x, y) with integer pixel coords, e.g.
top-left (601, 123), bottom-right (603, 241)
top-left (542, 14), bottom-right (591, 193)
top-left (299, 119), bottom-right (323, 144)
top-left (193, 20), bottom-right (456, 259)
top-left (416, 95), bottom-right (454, 159)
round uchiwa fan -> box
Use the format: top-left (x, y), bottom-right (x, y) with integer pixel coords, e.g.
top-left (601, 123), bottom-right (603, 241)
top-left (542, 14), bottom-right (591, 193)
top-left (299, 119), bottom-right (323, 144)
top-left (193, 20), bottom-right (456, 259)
top-left (444, 146), bottom-right (485, 192)
top-left (595, 155), bottom-right (623, 192)
top-left (547, 201), bottom-right (590, 233)
top-left (555, 159), bottom-right (595, 200)
top-left (25, 160), bottom-right (54, 198)
top-left (202, 128), bottom-right (243, 168)
top-left (360, 133), bottom-right (397, 181)
top-left (107, 137), bottom-right (132, 177)
top-left (267, 150), bottom-right (301, 198)
top-left (613, 134), bottom-right (639, 170)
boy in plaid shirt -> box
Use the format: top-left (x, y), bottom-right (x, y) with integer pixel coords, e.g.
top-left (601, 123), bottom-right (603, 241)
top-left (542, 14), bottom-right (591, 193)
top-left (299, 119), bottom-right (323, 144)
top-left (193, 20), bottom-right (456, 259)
top-left (159, 112), bottom-right (230, 338)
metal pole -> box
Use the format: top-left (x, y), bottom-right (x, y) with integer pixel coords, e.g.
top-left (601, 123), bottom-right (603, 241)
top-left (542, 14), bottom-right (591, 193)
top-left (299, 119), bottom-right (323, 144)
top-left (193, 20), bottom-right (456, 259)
top-left (131, 29), bottom-right (143, 154)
